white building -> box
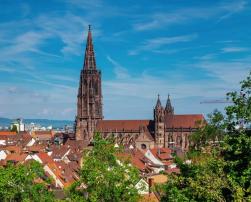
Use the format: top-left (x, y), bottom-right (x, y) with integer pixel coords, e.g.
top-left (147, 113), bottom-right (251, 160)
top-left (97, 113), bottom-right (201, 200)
top-left (10, 118), bottom-right (25, 132)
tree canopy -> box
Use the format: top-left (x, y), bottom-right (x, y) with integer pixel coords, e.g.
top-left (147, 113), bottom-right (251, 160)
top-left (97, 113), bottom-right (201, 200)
top-left (68, 133), bottom-right (140, 202)
top-left (160, 71), bottom-right (251, 201)
top-left (0, 161), bottom-right (54, 202)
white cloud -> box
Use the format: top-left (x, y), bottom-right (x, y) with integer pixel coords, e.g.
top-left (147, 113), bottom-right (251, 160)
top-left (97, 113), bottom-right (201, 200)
top-left (61, 107), bottom-right (74, 116)
top-left (133, 12), bottom-right (186, 31)
top-left (196, 60), bottom-right (250, 86)
top-left (129, 34), bottom-right (197, 55)
top-left (47, 75), bottom-right (76, 82)
top-left (39, 108), bottom-right (50, 116)
top-left (0, 83), bottom-right (77, 119)
top-left (107, 56), bottom-right (130, 79)
top-left (102, 71), bottom-right (234, 119)
top-left (66, 0), bottom-right (103, 9)
top-left (36, 14), bottom-right (90, 56)
top-left (0, 66), bottom-right (16, 73)
top-left (222, 47), bottom-right (248, 53)
top-left (196, 53), bottom-right (217, 60)
top-left (101, 53), bottom-right (251, 119)
top-left (0, 0), bottom-right (249, 120)
top-left (218, 0), bottom-right (247, 22)
top-left (133, 1), bottom-right (248, 31)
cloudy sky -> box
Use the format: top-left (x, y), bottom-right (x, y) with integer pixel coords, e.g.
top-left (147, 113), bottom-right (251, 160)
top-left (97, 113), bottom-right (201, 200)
top-left (0, 0), bottom-right (250, 120)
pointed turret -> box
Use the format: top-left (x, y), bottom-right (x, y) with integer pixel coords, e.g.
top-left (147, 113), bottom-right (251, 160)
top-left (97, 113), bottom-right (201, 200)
top-left (165, 94), bottom-right (174, 115)
top-left (83, 25), bottom-right (96, 70)
top-left (155, 94), bottom-right (162, 109)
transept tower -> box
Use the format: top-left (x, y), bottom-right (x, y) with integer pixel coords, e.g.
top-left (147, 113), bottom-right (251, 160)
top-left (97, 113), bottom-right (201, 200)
top-left (154, 95), bottom-right (165, 147)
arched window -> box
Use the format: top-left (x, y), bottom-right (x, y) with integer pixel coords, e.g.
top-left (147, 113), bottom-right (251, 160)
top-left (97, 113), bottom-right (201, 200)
top-left (141, 144), bottom-right (147, 149)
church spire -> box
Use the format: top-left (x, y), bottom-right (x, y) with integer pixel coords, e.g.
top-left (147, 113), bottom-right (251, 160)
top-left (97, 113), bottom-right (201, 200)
top-left (165, 94), bottom-right (174, 115)
top-left (83, 25), bottom-right (96, 70)
top-left (155, 94), bottom-right (162, 109)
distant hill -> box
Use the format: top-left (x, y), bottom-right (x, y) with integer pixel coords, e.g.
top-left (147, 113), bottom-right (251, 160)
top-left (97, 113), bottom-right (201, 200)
top-left (0, 117), bottom-right (74, 128)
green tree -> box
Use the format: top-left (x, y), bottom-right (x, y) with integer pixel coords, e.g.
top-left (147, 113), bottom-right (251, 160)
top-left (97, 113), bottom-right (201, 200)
top-left (160, 153), bottom-right (230, 202)
top-left (0, 161), bottom-right (55, 202)
top-left (189, 109), bottom-right (225, 151)
top-left (160, 71), bottom-right (251, 201)
top-left (10, 124), bottom-right (18, 133)
top-left (68, 133), bottom-right (140, 202)
top-left (222, 71), bottom-right (251, 200)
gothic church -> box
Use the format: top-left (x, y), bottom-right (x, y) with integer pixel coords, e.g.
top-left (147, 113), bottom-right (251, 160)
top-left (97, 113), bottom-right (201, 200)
top-left (75, 26), bottom-right (204, 151)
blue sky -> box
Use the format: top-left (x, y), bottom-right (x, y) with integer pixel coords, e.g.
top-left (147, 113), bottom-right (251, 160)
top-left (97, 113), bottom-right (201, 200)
top-left (0, 0), bottom-right (250, 120)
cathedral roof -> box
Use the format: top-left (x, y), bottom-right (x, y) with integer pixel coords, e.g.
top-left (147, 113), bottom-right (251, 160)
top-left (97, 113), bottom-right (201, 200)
top-left (165, 114), bottom-right (204, 128)
top-left (96, 120), bottom-right (154, 132)
top-left (96, 114), bottom-right (204, 132)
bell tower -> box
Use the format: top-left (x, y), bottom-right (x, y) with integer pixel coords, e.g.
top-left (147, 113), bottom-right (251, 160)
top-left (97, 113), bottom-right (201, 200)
top-left (75, 25), bottom-right (103, 141)
top-left (154, 95), bottom-right (165, 147)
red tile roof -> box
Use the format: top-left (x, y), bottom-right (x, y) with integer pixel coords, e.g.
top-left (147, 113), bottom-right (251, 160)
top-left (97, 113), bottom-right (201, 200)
top-left (96, 115), bottom-right (203, 132)
top-left (6, 153), bottom-right (27, 163)
top-left (96, 120), bottom-right (153, 132)
top-left (51, 145), bottom-right (70, 160)
top-left (165, 114), bottom-right (204, 128)
top-left (32, 131), bottom-right (54, 141)
top-left (150, 148), bottom-right (173, 161)
top-left (0, 131), bottom-right (16, 136)
top-left (37, 152), bottom-right (54, 164)
top-left (46, 161), bottom-right (76, 188)
top-left (25, 144), bottom-right (45, 152)
top-left (165, 167), bottom-right (180, 174)
top-left (117, 149), bottom-right (154, 172)
top-left (4, 145), bottom-right (22, 153)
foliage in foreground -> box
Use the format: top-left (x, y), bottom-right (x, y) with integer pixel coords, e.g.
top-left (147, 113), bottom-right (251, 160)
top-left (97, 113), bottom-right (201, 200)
top-left (160, 71), bottom-right (251, 201)
top-left (0, 161), bottom-right (54, 202)
top-left (160, 153), bottom-right (230, 201)
top-left (68, 133), bottom-right (140, 202)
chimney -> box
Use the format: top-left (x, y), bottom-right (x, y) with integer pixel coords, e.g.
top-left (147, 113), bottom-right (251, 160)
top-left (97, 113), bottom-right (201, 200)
top-left (148, 178), bottom-right (154, 194)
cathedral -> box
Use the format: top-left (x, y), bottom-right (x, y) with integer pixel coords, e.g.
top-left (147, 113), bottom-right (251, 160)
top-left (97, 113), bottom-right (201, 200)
top-left (75, 26), bottom-right (204, 151)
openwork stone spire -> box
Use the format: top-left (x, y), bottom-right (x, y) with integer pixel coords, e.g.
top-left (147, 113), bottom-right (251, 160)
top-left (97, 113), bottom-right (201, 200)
top-left (76, 25), bottom-right (103, 141)
top-left (83, 25), bottom-right (96, 70)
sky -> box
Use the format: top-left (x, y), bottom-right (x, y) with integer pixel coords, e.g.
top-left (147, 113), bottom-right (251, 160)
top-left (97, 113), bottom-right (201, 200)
top-left (0, 0), bottom-right (250, 120)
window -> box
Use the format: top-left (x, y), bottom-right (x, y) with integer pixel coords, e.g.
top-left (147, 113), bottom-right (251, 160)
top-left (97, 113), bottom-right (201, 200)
top-left (141, 144), bottom-right (147, 149)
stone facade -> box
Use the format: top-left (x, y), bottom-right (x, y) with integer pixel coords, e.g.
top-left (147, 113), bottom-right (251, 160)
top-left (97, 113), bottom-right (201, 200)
top-left (75, 27), bottom-right (204, 151)
top-left (75, 26), bottom-right (103, 141)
